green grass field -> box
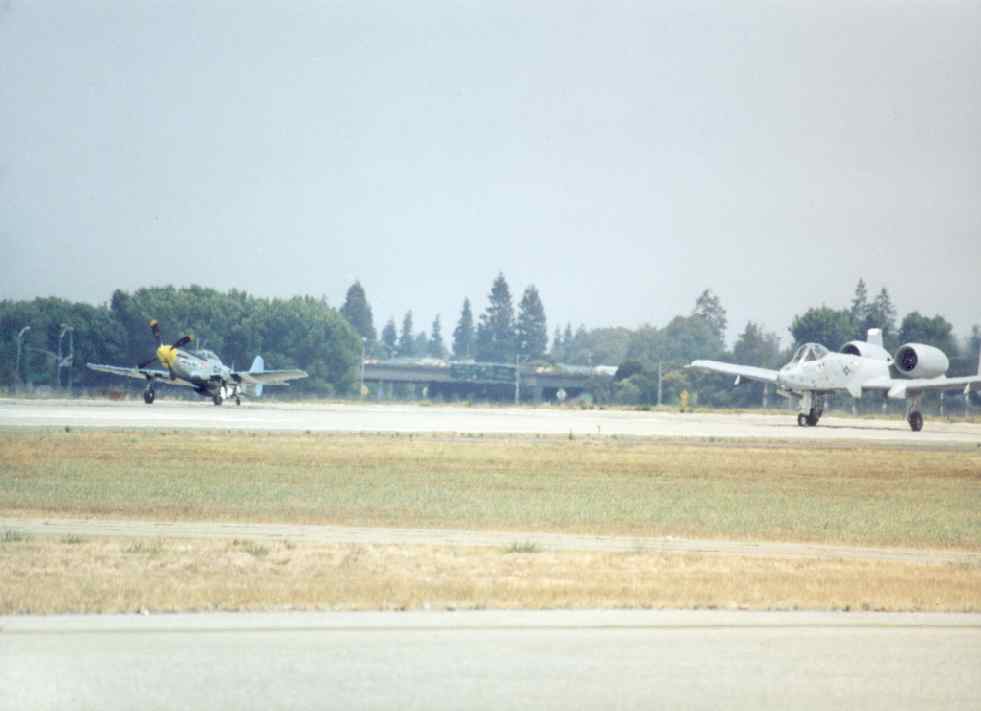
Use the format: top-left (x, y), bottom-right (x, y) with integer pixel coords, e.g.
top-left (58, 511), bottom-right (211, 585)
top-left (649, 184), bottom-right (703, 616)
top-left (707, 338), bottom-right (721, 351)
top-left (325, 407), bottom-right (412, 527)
top-left (2, 430), bottom-right (979, 550)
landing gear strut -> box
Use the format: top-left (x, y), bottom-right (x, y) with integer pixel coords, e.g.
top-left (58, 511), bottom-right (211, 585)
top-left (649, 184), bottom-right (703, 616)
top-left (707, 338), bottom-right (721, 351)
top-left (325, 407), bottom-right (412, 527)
top-left (905, 394), bottom-right (924, 432)
top-left (795, 392), bottom-right (823, 427)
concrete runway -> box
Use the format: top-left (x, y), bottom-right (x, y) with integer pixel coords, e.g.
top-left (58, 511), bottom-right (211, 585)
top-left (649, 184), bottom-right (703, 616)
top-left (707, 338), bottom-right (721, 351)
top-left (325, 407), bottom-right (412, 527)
top-left (3, 610), bottom-right (980, 711)
top-left (3, 398), bottom-right (980, 445)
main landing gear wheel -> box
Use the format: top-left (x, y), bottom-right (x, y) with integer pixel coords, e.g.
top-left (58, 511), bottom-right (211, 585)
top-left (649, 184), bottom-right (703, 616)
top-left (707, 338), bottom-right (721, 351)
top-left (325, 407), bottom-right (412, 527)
top-left (797, 409), bottom-right (821, 427)
top-left (907, 410), bottom-right (923, 432)
top-left (143, 389), bottom-right (155, 405)
top-left (235, 396), bottom-right (241, 406)
top-left (212, 393), bottom-right (223, 406)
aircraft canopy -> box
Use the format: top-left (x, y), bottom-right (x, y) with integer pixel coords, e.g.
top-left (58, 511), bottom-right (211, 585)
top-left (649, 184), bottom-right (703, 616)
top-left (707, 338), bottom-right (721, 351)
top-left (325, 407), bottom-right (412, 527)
top-left (789, 343), bottom-right (830, 364)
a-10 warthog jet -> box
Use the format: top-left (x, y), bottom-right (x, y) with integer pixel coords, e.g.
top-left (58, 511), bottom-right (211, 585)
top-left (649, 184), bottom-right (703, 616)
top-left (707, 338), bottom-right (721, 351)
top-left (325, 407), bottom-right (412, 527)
top-left (690, 329), bottom-right (981, 431)
top-left (87, 320), bottom-right (307, 406)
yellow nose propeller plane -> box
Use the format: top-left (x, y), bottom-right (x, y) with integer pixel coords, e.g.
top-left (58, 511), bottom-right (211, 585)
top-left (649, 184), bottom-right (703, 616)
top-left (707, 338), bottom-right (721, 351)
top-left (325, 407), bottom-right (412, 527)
top-left (88, 320), bottom-right (308, 405)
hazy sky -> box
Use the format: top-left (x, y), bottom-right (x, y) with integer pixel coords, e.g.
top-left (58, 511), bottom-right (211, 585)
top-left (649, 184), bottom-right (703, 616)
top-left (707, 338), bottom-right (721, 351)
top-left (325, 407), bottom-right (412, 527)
top-left (2, 1), bottom-right (978, 347)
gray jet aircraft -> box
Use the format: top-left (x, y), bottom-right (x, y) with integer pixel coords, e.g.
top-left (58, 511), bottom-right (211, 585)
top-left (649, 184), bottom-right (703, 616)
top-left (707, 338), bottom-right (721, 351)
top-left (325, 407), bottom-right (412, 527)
top-left (87, 320), bottom-right (307, 405)
top-left (690, 329), bottom-right (981, 431)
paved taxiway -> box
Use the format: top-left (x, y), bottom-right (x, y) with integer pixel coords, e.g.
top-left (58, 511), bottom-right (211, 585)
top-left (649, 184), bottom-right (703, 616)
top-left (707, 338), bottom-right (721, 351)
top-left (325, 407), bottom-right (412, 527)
top-left (3, 610), bottom-right (979, 711)
top-left (2, 398), bottom-right (980, 444)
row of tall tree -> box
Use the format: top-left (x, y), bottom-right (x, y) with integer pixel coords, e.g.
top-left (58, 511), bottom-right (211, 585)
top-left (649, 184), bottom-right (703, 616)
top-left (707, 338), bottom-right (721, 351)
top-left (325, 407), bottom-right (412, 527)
top-left (342, 273), bottom-right (549, 364)
top-left (3, 278), bottom-right (979, 405)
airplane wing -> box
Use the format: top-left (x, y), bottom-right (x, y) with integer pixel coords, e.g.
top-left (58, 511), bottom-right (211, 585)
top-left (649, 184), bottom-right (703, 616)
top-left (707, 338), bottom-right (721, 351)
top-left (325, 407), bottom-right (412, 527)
top-left (863, 374), bottom-right (981, 397)
top-left (85, 363), bottom-right (195, 387)
top-left (688, 360), bottom-right (780, 385)
top-left (233, 369), bottom-right (309, 386)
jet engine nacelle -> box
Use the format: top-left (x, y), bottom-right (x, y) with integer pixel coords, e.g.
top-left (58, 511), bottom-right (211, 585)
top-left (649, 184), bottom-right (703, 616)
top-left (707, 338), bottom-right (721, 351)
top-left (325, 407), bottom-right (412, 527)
top-left (840, 341), bottom-right (892, 362)
top-left (893, 343), bottom-right (949, 379)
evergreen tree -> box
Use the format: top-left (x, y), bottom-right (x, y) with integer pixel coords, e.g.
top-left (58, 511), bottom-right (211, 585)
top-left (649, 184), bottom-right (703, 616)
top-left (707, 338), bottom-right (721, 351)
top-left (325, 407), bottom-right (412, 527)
top-left (398, 311), bottom-right (415, 357)
top-left (692, 289), bottom-right (727, 348)
top-left (452, 298), bottom-right (474, 359)
top-left (381, 317), bottom-right (397, 357)
top-left (429, 315), bottom-right (446, 358)
top-left (515, 285), bottom-right (548, 360)
top-left (475, 273), bottom-right (515, 362)
top-left (850, 278), bottom-right (869, 326)
top-left (551, 327), bottom-right (563, 361)
top-left (413, 330), bottom-right (429, 357)
top-left (339, 280), bottom-right (376, 346)
top-left (563, 323), bottom-right (574, 355)
top-left (865, 287), bottom-right (898, 348)
top-left (733, 322), bottom-right (782, 368)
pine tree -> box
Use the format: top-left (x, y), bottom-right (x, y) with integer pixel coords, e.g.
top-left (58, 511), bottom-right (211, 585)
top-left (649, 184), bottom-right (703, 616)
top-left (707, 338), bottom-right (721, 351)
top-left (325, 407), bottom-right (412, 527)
top-left (429, 315), bottom-right (446, 358)
top-left (475, 273), bottom-right (515, 362)
top-left (398, 311), bottom-right (415, 357)
top-left (516, 285), bottom-right (548, 360)
top-left (551, 326), bottom-right (563, 361)
top-left (692, 289), bottom-right (727, 347)
top-left (452, 298), bottom-right (474, 359)
top-left (339, 280), bottom-right (376, 345)
top-left (850, 278), bottom-right (869, 325)
top-left (381, 318), bottom-right (398, 357)
top-left (413, 331), bottom-right (429, 357)
top-left (866, 287), bottom-right (897, 348)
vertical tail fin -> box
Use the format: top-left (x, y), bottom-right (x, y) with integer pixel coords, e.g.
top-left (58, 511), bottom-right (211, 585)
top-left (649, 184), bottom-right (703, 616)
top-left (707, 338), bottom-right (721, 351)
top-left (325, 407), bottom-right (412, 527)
top-left (250, 356), bottom-right (264, 398)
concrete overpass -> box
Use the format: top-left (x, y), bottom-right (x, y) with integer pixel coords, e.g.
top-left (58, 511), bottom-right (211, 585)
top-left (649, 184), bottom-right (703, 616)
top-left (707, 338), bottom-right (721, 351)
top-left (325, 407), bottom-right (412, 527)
top-left (363, 360), bottom-right (614, 401)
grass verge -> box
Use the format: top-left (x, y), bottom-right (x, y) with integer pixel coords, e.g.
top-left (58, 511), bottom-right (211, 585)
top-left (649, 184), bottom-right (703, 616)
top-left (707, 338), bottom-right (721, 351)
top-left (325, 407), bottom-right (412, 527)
top-left (2, 536), bottom-right (978, 615)
top-left (2, 430), bottom-right (979, 550)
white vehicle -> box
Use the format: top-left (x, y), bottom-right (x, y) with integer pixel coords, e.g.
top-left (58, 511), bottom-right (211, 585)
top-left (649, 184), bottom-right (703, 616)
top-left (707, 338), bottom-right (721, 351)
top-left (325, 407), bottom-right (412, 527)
top-left (689, 329), bottom-right (981, 431)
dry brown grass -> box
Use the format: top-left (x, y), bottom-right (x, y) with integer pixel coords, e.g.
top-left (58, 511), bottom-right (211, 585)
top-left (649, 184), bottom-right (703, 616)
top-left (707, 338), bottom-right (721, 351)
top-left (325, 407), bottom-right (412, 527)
top-left (2, 535), bottom-right (978, 615)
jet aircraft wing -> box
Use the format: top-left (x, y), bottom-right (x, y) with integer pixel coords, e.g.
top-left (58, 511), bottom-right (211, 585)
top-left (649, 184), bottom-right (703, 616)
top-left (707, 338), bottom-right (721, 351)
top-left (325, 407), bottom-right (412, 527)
top-left (233, 369), bottom-right (308, 386)
top-left (862, 374), bottom-right (981, 398)
top-left (688, 360), bottom-right (780, 385)
top-left (86, 363), bottom-right (194, 387)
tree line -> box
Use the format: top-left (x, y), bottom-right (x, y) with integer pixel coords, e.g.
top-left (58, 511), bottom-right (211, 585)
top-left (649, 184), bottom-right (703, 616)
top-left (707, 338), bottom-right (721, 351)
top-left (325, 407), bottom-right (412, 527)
top-left (0, 287), bottom-right (359, 396)
top-left (3, 277), bottom-right (979, 405)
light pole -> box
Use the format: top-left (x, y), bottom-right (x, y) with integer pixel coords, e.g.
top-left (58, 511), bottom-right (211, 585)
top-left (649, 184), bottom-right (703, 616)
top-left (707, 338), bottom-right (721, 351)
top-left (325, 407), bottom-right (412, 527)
top-left (515, 340), bottom-right (527, 405)
top-left (58, 324), bottom-right (74, 390)
top-left (360, 337), bottom-right (367, 399)
top-left (15, 326), bottom-right (31, 390)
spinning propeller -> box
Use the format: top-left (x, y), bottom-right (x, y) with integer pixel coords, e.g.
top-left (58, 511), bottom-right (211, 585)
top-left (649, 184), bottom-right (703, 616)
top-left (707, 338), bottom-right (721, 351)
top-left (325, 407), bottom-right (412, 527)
top-left (137, 320), bottom-right (192, 370)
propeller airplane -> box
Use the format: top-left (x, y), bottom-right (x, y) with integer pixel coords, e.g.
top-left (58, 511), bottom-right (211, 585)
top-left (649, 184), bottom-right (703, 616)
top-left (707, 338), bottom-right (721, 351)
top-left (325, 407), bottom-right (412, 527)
top-left (87, 320), bottom-right (308, 406)
top-left (689, 329), bottom-right (981, 432)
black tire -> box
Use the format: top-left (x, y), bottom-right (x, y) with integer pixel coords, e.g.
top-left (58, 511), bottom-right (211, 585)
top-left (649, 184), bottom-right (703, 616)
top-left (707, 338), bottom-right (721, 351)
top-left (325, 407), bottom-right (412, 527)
top-left (908, 410), bottom-right (923, 432)
top-left (212, 393), bottom-right (223, 406)
top-left (143, 389), bottom-right (155, 405)
top-left (797, 413), bottom-right (809, 427)
top-left (235, 397), bottom-right (241, 406)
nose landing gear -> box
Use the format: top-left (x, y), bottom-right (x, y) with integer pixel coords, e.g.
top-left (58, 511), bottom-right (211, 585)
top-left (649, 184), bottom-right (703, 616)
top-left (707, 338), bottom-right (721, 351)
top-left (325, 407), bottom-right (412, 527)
top-left (795, 392), bottom-right (823, 427)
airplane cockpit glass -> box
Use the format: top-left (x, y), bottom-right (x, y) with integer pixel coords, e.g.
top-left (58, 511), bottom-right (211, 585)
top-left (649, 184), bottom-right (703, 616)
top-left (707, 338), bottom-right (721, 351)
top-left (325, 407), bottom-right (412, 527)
top-left (790, 343), bottom-right (829, 363)
top-left (192, 350), bottom-right (218, 361)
